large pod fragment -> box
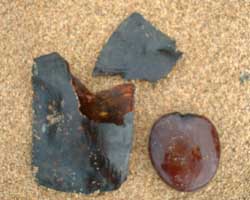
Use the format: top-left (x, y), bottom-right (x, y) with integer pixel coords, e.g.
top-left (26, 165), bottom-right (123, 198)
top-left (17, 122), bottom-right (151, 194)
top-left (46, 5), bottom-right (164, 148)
top-left (32, 52), bottom-right (135, 194)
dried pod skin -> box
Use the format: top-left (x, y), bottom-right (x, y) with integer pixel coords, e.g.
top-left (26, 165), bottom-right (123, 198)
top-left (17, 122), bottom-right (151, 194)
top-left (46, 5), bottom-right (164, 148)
top-left (149, 113), bottom-right (220, 192)
top-left (32, 53), bottom-right (135, 194)
top-left (93, 12), bottom-right (182, 82)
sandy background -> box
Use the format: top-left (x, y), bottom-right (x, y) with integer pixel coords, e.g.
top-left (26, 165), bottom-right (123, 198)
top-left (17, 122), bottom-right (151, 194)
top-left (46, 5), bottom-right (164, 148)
top-left (0, 0), bottom-right (250, 199)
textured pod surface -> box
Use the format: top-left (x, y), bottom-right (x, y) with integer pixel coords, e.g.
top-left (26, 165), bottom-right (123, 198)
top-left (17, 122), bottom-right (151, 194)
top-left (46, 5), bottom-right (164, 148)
top-left (93, 12), bottom-right (182, 82)
top-left (32, 53), bottom-right (135, 194)
top-left (149, 113), bottom-right (220, 192)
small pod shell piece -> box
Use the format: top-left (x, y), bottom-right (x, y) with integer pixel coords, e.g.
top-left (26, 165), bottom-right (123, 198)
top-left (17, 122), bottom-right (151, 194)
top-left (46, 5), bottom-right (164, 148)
top-left (93, 12), bottom-right (182, 82)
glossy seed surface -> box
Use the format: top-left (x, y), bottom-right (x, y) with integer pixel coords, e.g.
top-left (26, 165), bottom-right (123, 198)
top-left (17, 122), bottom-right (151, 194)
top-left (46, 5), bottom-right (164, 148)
top-left (149, 113), bottom-right (220, 192)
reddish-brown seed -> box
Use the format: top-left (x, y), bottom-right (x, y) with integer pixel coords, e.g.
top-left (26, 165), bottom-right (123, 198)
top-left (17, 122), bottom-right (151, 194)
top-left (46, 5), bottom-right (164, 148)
top-left (149, 113), bottom-right (220, 192)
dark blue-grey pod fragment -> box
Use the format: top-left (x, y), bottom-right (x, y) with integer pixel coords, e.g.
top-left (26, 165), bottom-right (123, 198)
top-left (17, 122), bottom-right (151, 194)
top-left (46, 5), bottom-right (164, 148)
top-left (32, 52), bottom-right (135, 194)
top-left (93, 12), bottom-right (182, 82)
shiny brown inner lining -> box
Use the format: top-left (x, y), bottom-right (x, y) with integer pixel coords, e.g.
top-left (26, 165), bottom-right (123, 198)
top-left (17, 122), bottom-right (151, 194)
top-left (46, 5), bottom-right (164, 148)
top-left (72, 77), bottom-right (134, 125)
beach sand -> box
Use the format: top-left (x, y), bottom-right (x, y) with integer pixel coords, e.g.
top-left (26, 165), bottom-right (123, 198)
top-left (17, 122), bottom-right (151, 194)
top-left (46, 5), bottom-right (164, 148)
top-left (0, 1), bottom-right (250, 199)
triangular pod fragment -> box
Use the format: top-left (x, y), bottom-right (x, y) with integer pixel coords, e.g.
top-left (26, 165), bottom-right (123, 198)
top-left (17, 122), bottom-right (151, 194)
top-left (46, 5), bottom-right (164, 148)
top-left (93, 12), bottom-right (182, 82)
